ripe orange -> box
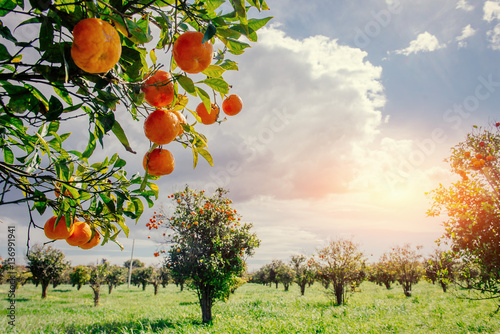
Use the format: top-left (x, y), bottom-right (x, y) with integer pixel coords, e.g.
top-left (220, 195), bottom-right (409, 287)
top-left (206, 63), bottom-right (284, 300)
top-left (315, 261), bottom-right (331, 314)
top-left (79, 231), bottom-right (101, 249)
top-left (142, 70), bottom-right (175, 108)
top-left (66, 220), bottom-right (92, 246)
top-left (196, 103), bottom-right (219, 125)
top-left (44, 216), bottom-right (74, 240)
top-left (143, 148), bottom-right (175, 176)
top-left (71, 18), bottom-right (122, 74)
top-left (173, 31), bottom-right (213, 74)
top-left (144, 109), bottom-right (181, 145)
top-left (171, 109), bottom-right (187, 136)
top-left (222, 94), bottom-right (243, 116)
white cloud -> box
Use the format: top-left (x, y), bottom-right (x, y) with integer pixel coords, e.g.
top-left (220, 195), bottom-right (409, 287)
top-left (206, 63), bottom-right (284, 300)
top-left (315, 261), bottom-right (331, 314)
top-left (484, 1), bottom-right (500, 49)
top-left (456, 0), bottom-right (474, 11)
top-left (483, 1), bottom-right (500, 22)
top-left (394, 32), bottom-right (446, 56)
top-left (456, 24), bottom-right (477, 48)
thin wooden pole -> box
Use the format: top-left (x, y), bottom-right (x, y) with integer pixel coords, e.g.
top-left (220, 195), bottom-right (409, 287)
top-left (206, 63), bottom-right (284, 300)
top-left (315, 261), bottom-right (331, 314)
top-left (127, 238), bottom-right (135, 289)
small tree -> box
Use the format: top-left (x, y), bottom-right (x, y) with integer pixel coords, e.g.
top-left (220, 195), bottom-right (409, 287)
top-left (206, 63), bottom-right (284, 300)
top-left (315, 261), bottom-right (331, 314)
top-left (369, 255), bottom-right (398, 289)
top-left (124, 259), bottom-right (145, 269)
top-left (424, 248), bottom-right (456, 293)
top-left (387, 244), bottom-right (423, 297)
top-left (132, 267), bottom-right (153, 291)
top-left (27, 244), bottom-right (70, 298)
top-left (69, 265), bottom-right (91, 290)
top-left (148, 267), bottom-right (163, 295)
top-left (89, 260), bottom-right (109, 307)
top-left (158, 186), bottom-right (260, 323)
top-left (4, 265), bottom-right (31, 293)
top-left (276, 262), bottom-right (294, 291)
top-left (316, 238), bottom-right (366, 305)
top-left (105, 265), bottom-right (126, 294)
top-left (159, 266), bottom-right (171, 288)
top-left (291, 255), bottom-right (316, 295)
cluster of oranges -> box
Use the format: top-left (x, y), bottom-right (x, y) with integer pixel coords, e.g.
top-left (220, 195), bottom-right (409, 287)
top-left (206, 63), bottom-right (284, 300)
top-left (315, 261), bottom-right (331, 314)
top-left (43, 216), bottom-right (100, 250)
top-left (70, 18), bottom-right (244, 179)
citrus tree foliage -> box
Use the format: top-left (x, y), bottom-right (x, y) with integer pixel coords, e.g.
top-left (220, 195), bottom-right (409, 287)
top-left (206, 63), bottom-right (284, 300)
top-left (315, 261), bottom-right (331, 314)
top-left (26, 244), bottom-right (70, 298)
top-left (276, 261), bottom-right (294, 291)
top-left (3, 265), bottom-right (31, 291)
top-left (69, 264), bottom-right (91, 290)
top-left (0, 0), bottom-right (271, 247)
top-left (316, 238), bottom-right (366, 306)
top-left (428, 125), bottom-right (500, 303)
top-left (131, 266), bottom-right (153, 290)
top-left (386, 244), bottom-right (423, 297)
top-left (290, 254), bottom-right (316, 295)
top-left (155, 186), bottom-right (259, 323)
top-left (89, 260), bottom-right (109, 306)
top-left (105, 264), bottom-right (126, 294)
top-left (367, 254), bottom-right (397, 290)
top-left (423, 248), bottom-right (456, 293)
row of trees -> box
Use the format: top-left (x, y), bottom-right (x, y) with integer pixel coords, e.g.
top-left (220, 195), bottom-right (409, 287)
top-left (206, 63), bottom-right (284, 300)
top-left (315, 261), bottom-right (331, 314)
top-left (250, 242), bottom-right (481, 306)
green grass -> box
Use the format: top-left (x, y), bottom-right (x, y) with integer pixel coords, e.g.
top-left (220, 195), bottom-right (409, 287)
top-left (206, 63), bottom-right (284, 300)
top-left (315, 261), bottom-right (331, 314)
top-left (1, 281), bottom-right (499, 333)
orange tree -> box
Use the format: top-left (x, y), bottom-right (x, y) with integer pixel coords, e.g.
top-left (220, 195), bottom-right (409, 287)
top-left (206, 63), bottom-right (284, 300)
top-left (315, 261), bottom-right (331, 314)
top-left (386, 244), bottom-right (423, 297)
top-left (290, 254), bottom-right (316, 295)
top-left (316, 238), bottom-right (366, 306)
top-left (423, 248), bottom-right (456, 293)
top-left (428, 125), bottom-right (500, 304)
top-left (0, 0), bottom-right (271, 248)
top-left (152, 186), bottom-right (259, 323)
top-left (69, 264), bottom-right (91, 290)
top-left (368, 253), bottom-right (397, 289)
top-left (26, 244), bottom-right (70, 298)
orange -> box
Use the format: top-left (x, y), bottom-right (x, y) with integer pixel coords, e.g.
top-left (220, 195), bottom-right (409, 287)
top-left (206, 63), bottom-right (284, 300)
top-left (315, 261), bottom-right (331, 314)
top-left (196, 103), bottom-right (219, 125)
top-left (222, 94), bottom-right (243, 116)
top-left (144, 109), bottom-right (181, 145)
top-left (141, 70), bottom-right (175, 108)
top-left (171, 109), bottom-right (187, 136)
top-left (71, 18), bottom-right (122, 74)
top-left (173, 31), bottom-right (213, 74)
top-left (44, 216), bottom-right (74, 240)
top-left (66, 220), bottom-right (92, 246)
top-left (143, 148), bottom-right (175, 176)
top-left (79, 231), bottom-right (101, 249)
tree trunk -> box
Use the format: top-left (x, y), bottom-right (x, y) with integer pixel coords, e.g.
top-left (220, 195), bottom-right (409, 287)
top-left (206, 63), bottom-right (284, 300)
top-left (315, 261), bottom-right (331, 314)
top-left (200, 289), bottom-right (213, 324)
top-left (77, 284), bottom-right (82, 290)
top-left (180, 282), bottom-right (184, 291)
top-left (142, 282), bottom-right (147, 291)
top-left (334, 283), bottom-right (343, 305)
top-left (440, 281), bottom-right (447, 293)
top-left (300, 283), bottom-right (306, 296)
top-left (403, 283), bottom-right (412, 297)
top-left (275, 281), bottom-right (278, 289)
top-left (154, 283), bottom-right (159, 295)
top-left (41, 281), bottom-right (49, 299)
top-left (384, 281), bottom-right (391, 289)
top-left (92, 286), bottom-right (100, 307)
top-left (284, 283), bottom-right (289, 291)
top-left (108, 284), bottom-right (113, 294)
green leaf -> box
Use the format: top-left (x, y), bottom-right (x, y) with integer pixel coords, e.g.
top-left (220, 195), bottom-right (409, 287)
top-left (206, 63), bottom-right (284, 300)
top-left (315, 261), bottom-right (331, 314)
top-left (222, 37), bottom-right (251, 55)
top-left (197, 147), bottom-right (213, 166)
top-left (111, 121), bottom-right (136, 154)
top-left (202, 23), bottom-right (217, 43)
top-left (82, 132), bottom-right (96, 159)
top-left (220, 59), bottom-right (239, 71)
top-left (39, 18), bottom-right (54, 51)
top-left (116, 218), bottom-right (130, 237)
top-left (53, 85), bottom-right (72, 105)
top-left (230, 0), bottom-right (246, 18)
top-left (177, 75), bottom-right (197, 95)
top-left (202, 78), bottom-right (229, 95)
top-left (195, 87), bottom-right (211, 115)
top-left (0, 44), bottom-right (11, 61)
top-left (46, 96), bottom-right (64, 121)
top-left (202, 65), bottom-right (226, 78)
top-left (3, 146), bottom-right (13, 163)
top-left (0, 0), bottom-right (17, 16)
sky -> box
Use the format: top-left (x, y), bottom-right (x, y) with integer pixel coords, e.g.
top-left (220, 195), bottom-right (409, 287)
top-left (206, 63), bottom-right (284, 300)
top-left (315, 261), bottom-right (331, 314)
top-left (2, 0), bottom-right (500, 271)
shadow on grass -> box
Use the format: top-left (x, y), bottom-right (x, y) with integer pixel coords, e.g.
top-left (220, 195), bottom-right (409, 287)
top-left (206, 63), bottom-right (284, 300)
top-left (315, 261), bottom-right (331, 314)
top-left (60, 317), bottom-right (208, 334)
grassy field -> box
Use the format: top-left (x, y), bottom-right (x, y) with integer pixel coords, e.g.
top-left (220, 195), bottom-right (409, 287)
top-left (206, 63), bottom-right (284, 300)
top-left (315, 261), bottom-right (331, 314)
top-left (1, 281), bottom-right (499, 333)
